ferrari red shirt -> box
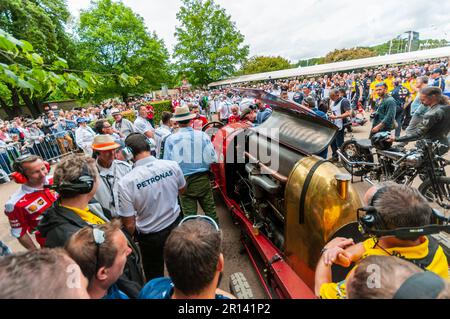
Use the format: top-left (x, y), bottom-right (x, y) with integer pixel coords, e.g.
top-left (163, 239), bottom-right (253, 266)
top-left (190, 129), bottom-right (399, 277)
top-left (191, 115), bottom-right (208, 130)
top-left (4, 177), bottom-right (57, 247)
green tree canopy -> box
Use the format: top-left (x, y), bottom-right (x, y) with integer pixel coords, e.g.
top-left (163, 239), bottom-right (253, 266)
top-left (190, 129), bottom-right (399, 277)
top-left (76, 0), bottom-right (170, 102)
top-left (0, 0), bottom-right (79, 117)
top-left (173, 0), bottom-right (249, 87)
top-left (238, 56), bottom-right (293, 75)
top-left (323, 47), bottom-right (376, 63)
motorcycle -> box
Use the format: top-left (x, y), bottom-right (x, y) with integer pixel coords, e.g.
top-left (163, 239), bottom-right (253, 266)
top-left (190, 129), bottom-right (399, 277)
top-left (338, 138), bottom-right (450, 214)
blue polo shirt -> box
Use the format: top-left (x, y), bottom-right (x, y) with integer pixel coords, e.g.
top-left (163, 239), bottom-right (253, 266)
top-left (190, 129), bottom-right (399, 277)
top-left (256, 107), bottom-right (272, 125)
top-left (163, 127), bottom-right (217, 177)
top-left (138, 277), bottom-right (230, 299)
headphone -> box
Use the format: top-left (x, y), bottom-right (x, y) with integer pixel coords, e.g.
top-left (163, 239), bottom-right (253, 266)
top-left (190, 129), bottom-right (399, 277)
top-left (11, 154), bottom-right (50, 184)
top-left (53, 163), bottom-right (95, 196)
top-left (357, 187), bottom-right (450, 240)
top-left (123, 133), bottom-right (154, 162)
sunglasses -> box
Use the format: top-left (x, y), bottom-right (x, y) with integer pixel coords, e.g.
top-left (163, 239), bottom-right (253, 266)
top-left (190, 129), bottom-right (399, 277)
top-left (91, 225), bottom-right (105, 276)
top-left (179, 215), bottom-right (219, 231)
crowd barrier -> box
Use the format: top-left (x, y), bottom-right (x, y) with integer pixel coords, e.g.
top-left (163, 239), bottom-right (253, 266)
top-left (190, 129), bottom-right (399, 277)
top-left (0, 131), bottom-right (79, 178)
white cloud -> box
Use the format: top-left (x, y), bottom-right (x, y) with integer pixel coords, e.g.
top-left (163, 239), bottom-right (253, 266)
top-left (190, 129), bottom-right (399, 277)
top-left (67, 0), bottom-right (450, 61)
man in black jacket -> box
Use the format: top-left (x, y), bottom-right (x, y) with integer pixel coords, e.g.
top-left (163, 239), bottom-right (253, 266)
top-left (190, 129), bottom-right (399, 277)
top-left (38, 154), bottom-right (145, 298)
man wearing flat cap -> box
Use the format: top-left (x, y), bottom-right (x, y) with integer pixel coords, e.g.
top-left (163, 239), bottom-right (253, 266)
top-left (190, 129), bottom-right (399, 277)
top-left (92, 135), bottom-right (132, 217)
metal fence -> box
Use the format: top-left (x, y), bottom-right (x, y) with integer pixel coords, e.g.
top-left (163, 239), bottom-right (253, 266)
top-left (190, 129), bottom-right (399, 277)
top-left (0, 131), bottom-right (80, 177)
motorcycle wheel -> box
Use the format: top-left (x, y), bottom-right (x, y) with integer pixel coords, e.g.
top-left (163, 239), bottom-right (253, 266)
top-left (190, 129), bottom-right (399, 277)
top-left (340, 140), bottom-right (373, 177)
top-left (419, 177), bottom-right (450, 215)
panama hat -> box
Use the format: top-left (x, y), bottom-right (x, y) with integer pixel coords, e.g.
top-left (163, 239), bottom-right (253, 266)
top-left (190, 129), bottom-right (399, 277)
top-left (111, 108), bottom-right (121, 115)
top-left (92, 134), bottom-right (121, 151)
top-left (173, 105), bottom-right (196, 122)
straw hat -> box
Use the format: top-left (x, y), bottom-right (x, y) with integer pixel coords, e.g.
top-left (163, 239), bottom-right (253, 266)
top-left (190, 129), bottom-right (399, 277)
top-left (91, 134), bottom-right (121, 151)
top-left (172, 105), bottom-right (196, 122)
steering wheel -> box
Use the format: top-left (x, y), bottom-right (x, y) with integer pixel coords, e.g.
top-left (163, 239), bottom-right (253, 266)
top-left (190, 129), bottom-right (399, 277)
top-left (202, 121), bottom-right (224, 142)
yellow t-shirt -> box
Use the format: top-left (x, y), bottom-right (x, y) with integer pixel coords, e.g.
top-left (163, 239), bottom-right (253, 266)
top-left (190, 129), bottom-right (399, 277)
top-left (62, 205), bottom-right (106, 225)
top-left (370, 80), bottom-right (384, 100)
top-left (384, 77), bottom-right (395, 92)
top-left (319, 236), bottom-right (449, 299)
top-left (403, 79), bottom-right (417, 100)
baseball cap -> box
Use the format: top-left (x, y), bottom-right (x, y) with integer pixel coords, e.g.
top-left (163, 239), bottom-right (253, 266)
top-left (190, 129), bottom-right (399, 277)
top-left (76, 117), bottom-right (89, 124)
top-left (432, 68), bottom-right (443, 74)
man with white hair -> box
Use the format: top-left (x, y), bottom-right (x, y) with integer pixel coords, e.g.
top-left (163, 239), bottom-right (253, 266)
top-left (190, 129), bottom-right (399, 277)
top-left (111, 108), bottom-right (135, 138)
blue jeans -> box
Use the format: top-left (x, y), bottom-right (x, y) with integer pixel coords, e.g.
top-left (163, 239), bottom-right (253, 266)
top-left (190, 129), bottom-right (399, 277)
top-left (331, 129), bottom-right (345, 159)
top-left (395, 110), bottom-right (404, 138)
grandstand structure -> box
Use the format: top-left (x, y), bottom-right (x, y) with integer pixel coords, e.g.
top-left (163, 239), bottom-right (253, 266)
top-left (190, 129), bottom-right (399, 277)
top-left (208, 46), bottom-right (450, 88)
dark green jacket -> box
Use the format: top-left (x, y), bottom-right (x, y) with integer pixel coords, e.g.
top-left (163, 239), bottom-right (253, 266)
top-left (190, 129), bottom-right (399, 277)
top-left (372, 96), bottom-right (397, 131)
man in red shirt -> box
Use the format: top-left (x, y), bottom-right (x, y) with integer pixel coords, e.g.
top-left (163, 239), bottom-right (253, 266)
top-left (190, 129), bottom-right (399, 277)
top-left (191, 105), bottom-right (208, 130)
top-left (227, 105), bottom-right (240, 124)
top-left (146, 103), bottom-right (155, 127)
top-left (5, 155), bottom-right (57, 249)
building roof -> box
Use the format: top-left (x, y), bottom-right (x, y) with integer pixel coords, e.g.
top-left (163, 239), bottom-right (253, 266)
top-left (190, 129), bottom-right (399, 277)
top-left (208, 46), bottom-right (450, 87)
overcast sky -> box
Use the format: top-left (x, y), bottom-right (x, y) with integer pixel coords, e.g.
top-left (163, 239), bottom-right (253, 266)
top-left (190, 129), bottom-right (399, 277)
top-left (67, 0), bottom-right (450, 62)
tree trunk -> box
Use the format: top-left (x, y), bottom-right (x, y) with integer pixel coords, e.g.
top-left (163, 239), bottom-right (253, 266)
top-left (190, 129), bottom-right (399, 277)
top-left (122, 92), bottom-right (129, 106)
top-left (20, 93), bottom-right (42, 118)
top-left (4, 85), bottom-right (21, 119)
top-left (0, 97), bottom-right (19, 119)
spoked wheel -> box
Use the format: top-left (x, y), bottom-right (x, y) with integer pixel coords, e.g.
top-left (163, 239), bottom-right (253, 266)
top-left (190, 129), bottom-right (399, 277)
top-left (202, 121), bottom-right (224, 142)
top-left (340, 140), bottom-right (373, 177)
top-left (419, 177), bottom-right (450, 217)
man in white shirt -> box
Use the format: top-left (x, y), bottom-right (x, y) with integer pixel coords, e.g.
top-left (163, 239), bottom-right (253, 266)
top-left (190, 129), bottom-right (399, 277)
top-left (217, 96), bottom-right (231, 124)
top-left (75, 117), bottom-right (96, 156)
top-left (154, 111), bottom-right (173, 159)
top-left (92, 135), bottom-right (132, 217)
top-left (112, 108), bottom-right (135, 138)
top-left (134, 105), bottom-right (156, 154)
top-left (118, 133), bottom-right (186, 281)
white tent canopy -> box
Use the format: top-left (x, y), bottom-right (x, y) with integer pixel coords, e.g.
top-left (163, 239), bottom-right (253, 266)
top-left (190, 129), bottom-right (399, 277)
top-left (208, 46), bottom-right (450, 87)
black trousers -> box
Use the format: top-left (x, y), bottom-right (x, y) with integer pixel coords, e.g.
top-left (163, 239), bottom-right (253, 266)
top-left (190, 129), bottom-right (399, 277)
top-left (137, 213), bottom-right (183, 282)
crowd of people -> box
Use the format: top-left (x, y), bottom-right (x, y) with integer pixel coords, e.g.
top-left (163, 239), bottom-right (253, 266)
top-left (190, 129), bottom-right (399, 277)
top-left (0, 57), bottom-right (449, 299)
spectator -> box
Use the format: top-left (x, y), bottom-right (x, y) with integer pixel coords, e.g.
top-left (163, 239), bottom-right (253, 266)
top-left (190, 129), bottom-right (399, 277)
top-left (390, 86), bottom-right (450, 153)
top-left (430, 68), bottom-right (446, 91)
top-left (4, 154), bottom-right (56, 249)
top-left (0, 248), bottom-right (89, 299)
top-left (314, 183), bottom-right (448, 299)
top-left (227, 105), bottom-right (241, 124)
top-left (329, 89), bottom-right (352, 162)
top-left (75, 117), bottom-right (96, 156)
top-left (145, 103), bottom-right (155, 127)
top-left (191, 105), bottom-right (208, 130)
top-left (154, 111), bottom-right (173, 159)
top-left (112, 108), bottom-right (135, 138)
top-left (217, 95), bottom-right (231, 124)
top-left (37, 154), bottom-right (145, 297)
top-left (390, 78), bottom-right (411, 137)
top-left (65, 220), bottom-right (132, 299)
top-left (134, 105), bottom-right (155, 141)
top-left (370, 82), bottom-right (397, 138)
top-left (164, 106), bottom-right (218, 223)
top-left (346, 255), bottom-right (450, 299)
top-left (255, 99), bottom-right (272, 125)
top-left (118, 133), bottom-right (186, 281)
top-left (92, 135), bottom-right (132, 217)
top-left (398, 76), bottom-right (429, 145)
top-left (50, 115), bottom-right (75, 154)
top-left (240, 107), bottom-right (257, 127)
top-left (139, 216), bottom-right (235, 299)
